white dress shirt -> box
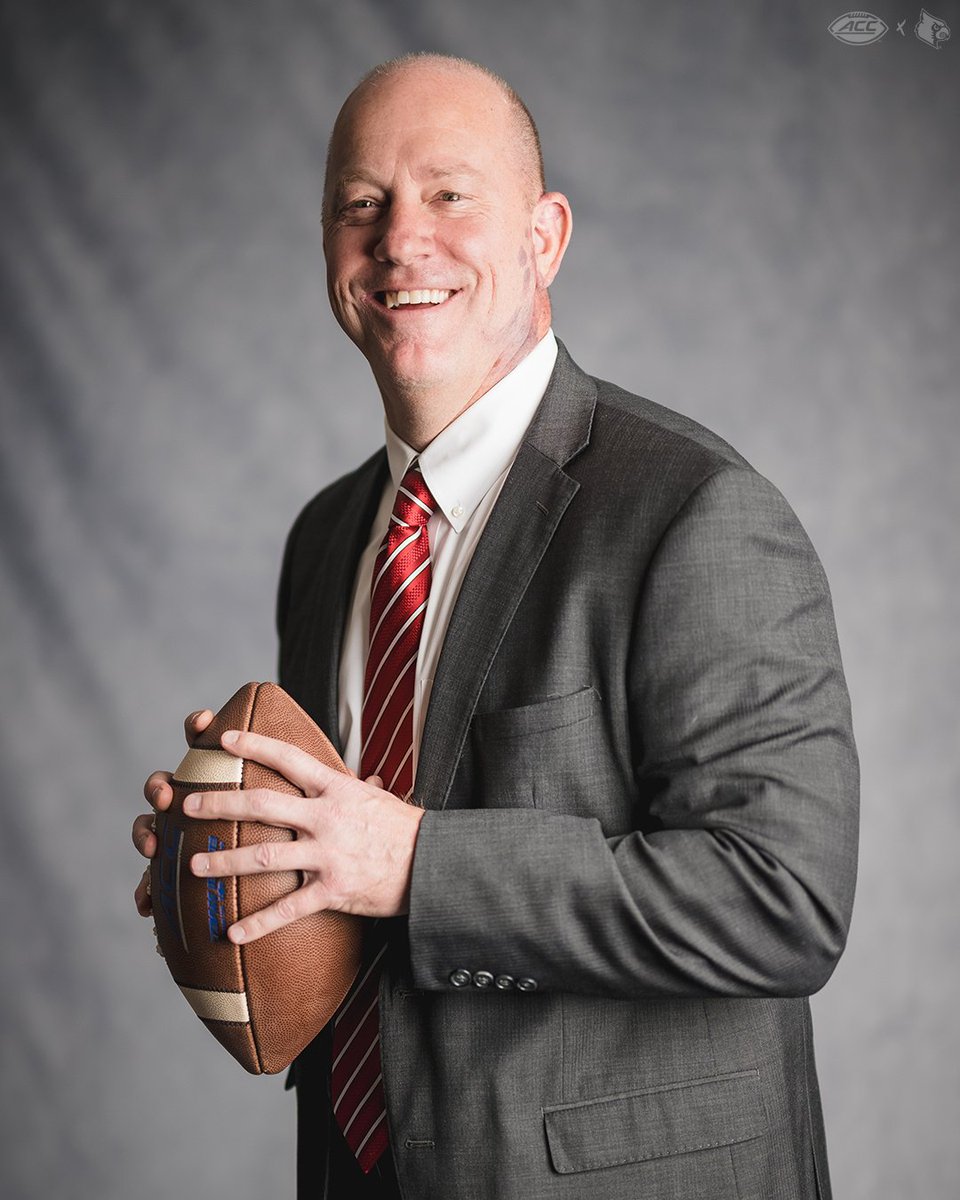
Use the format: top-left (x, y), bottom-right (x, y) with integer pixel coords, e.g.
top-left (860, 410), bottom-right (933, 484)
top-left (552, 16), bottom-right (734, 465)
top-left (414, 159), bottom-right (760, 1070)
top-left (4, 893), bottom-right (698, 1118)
top-left (338, 329), bottom-right (559, 780)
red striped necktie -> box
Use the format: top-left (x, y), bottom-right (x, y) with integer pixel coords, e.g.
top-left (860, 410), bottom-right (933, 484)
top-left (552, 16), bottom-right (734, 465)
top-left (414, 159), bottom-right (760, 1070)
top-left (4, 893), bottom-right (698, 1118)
top-left (331, 463), bottom-right (436, 1172)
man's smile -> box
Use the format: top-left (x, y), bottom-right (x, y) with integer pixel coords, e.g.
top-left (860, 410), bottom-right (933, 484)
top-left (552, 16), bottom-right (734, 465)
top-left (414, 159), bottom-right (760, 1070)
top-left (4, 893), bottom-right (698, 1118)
top-left (372, 288), bottom-right (457, 310)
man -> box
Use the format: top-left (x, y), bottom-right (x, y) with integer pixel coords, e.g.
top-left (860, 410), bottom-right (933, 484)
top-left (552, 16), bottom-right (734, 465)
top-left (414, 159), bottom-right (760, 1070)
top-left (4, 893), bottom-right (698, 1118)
top-left (133, 54), bottom-right (858, 1200)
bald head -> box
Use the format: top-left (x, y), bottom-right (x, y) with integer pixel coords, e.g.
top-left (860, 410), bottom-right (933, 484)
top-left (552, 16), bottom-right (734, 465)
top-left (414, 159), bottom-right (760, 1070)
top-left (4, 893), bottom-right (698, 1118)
top-left (324, 54), bottom-right (545, 218)
top-left (319, 52), bottom-right (572, 447)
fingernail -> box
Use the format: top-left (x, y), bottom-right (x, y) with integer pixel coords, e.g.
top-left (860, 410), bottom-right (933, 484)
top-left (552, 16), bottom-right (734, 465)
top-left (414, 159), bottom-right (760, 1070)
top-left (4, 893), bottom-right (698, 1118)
top-left (230, 926), bottom-right (246, 944)
top-left (222, 730), bottom-right (239, 746)
top-left (150, 785), bottom-right (163, 805)
top-left (192, 855), bottom-right (208, 875)
top-left (183, 794), bottom-right (200, 812)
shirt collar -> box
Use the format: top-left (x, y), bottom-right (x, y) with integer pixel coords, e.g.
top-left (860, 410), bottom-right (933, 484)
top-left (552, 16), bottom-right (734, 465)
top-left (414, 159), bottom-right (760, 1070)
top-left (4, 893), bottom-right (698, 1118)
top-left (384, 330), bottom-right (558, 533)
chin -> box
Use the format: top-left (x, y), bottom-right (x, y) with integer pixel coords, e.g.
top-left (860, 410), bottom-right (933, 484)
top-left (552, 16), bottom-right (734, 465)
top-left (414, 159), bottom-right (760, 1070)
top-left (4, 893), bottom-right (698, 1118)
top-left (377, 342), bottom-right (459, 393)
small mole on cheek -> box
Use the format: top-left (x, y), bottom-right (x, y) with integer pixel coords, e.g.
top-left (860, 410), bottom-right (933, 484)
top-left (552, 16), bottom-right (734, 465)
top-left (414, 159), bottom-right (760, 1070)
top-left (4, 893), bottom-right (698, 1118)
top-left (523, 266), bottom-right (531, 286)
top-left (517, 246), bottom-right (527, 267)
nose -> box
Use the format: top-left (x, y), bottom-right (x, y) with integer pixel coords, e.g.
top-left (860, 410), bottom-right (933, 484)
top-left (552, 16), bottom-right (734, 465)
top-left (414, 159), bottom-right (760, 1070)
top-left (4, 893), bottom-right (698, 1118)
top-left (373, 197), bottom-right (433, 266)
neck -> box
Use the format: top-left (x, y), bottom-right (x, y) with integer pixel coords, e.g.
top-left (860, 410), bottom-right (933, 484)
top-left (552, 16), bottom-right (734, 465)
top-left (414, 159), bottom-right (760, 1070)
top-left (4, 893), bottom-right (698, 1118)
top-left (378, 375), bottom-right (505, 451)
top-left (377, 304), bottom-right (551, 450)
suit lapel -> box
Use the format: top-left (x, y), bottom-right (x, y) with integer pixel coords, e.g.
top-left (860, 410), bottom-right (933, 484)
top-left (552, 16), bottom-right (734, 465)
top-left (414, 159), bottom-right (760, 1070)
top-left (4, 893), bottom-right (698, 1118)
top-left (415, 343), bottom-right (596, 810)
top-left (296, 451), bottom-right (389, 751)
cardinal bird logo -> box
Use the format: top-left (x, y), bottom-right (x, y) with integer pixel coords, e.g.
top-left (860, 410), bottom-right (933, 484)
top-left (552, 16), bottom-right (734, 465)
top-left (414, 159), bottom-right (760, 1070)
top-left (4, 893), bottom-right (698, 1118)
top-left (915, 8), bottom-right (951, 47)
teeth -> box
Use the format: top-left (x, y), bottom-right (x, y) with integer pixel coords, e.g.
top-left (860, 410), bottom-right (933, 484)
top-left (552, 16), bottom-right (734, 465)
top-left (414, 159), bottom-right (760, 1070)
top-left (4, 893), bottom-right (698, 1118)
top-left (385, 289), bottom-right (451, 309)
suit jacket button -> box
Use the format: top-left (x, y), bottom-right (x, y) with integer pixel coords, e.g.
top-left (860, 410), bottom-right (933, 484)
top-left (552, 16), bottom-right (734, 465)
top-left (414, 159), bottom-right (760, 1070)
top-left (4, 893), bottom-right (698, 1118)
top-left (449, 969), bottom-right (472, 988)
top-left (516, 977), bottom-right (539, 992)
top-left (472, 970), bottom-right (494, 989)
top-left (494, 975), bottom-right (515, 991)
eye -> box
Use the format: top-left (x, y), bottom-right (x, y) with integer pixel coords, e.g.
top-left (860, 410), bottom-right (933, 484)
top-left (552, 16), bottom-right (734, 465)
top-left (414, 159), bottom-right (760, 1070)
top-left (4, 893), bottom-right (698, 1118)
top-left (335, 197), bottom-right (383, 224)
top-left (438, 191), bottom-right (462, 202)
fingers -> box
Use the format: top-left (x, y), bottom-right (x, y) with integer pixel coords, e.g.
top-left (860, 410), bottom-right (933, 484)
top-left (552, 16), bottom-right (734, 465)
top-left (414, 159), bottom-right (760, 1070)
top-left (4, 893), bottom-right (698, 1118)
top-left (137, 770), bottom-right (170, 860)
top-left (182, 785), bottom-right (305, 830)
top-left (143, 770), bottom-right (174, 813)
top-left (183, 708), bottom-right (214, 743)
top-left (226, 879), bottom-right (329, 945)
top-left (133, 707), bottom-right (211, 925)
top-left (134, 867), bottom-right (153, 917)
top-left (135, 768), bottom-right (168, 916)
top-left (190, 837), bottom-right (305, 883)
top-left (142, 704), bottom-right (212, 815)
top-left (132, 812), bottom-right (158, 858)
top-left (219, 729), bottom-right (345, 797)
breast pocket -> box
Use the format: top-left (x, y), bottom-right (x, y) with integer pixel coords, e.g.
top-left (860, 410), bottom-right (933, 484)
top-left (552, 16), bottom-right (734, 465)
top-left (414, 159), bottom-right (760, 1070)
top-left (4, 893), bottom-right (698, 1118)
top-left (471, 686), bottom-right (628, 827)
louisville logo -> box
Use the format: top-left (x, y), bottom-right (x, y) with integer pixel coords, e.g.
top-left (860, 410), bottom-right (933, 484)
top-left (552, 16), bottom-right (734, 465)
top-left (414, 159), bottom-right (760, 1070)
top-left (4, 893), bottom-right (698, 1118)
top-left (915, 8), bottom-right (951, 47)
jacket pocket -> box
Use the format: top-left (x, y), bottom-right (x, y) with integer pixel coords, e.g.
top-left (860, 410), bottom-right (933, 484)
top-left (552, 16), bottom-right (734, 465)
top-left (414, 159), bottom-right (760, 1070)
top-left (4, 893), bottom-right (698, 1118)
top-left (472, 687), bottom-right (622, 819)
top-left (473, 686), bottom-right (602, 740)
top-left (543, 1068), bottom-right (765, 1174)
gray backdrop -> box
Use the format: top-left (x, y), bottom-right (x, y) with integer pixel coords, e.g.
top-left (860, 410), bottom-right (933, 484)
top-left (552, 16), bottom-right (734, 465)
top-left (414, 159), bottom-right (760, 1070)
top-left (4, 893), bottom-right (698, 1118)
top-left (2, 1), bottom-right (957, 1197)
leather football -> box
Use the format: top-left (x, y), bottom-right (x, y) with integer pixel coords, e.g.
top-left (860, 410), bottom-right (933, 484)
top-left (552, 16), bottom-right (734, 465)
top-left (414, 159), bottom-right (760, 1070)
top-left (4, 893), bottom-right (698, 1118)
top-left (150, 681), bottom-right (362, 1074)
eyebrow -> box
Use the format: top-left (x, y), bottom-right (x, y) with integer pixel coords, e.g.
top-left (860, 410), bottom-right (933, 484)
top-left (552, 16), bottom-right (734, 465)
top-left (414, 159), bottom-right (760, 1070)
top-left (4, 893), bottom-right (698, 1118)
top-left (423, 162), bottom-right (483, 181)
top-left (336, 170), bottom-right (379, 187)
top-left (334, 162), bottom-right (484, 191)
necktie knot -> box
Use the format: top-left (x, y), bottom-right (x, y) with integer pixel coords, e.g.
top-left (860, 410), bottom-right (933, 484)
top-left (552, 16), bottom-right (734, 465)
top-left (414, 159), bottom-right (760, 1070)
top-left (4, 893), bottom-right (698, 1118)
top-left (392, 466), bottom-right (435, 529)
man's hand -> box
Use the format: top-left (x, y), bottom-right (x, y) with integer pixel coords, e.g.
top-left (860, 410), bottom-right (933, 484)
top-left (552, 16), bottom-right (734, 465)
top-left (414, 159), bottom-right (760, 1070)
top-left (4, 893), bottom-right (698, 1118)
top-left (183, 728), bottom-right (425, 943)
top-left (132, 709), bottom-right (214, 917)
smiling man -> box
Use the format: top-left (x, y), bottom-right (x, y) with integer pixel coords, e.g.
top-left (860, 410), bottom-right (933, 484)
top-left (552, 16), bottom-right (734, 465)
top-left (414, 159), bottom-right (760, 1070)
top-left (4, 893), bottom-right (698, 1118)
top-left (322, 58), bottom-right (569, 449)
top-left (134, 54), bottom-right (858, 1200)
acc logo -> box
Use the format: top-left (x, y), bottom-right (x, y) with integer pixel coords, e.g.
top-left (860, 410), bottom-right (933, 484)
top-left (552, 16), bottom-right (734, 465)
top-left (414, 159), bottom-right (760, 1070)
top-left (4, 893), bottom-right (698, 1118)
top-left (828, 11), bottom-right (889, 43)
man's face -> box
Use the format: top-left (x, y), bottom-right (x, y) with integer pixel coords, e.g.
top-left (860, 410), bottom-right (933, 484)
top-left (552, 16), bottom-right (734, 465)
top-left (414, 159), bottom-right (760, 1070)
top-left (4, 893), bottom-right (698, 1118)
top-left (323, 65), bottom-right (550, 421)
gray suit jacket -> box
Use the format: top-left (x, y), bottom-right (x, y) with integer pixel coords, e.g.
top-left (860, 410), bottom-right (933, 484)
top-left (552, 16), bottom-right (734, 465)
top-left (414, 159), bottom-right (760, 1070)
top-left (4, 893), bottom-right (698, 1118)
top-left (278, 343), bottom-right (859, 1199)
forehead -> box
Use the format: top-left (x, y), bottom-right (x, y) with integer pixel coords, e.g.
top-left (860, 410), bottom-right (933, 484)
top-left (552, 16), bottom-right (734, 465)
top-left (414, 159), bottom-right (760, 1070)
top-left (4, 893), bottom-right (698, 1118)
top-left (328, 66), bottom-right (515, 184)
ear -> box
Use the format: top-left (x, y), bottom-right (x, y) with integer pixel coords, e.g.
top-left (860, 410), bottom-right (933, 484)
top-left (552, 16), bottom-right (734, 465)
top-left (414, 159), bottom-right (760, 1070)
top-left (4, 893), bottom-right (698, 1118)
top-left (531, 192), bottom-right (573, 288)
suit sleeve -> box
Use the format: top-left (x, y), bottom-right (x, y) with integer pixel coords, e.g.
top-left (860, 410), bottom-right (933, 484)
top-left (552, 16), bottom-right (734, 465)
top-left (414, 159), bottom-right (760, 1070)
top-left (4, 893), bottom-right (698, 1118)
top-left (407, 465), bottom-right (859, 999)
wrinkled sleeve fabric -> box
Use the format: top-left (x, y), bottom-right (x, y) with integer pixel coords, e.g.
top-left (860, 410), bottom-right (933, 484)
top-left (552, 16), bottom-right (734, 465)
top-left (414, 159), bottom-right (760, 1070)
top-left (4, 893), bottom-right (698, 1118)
top-left (408, 465), bottom-right (859, 999)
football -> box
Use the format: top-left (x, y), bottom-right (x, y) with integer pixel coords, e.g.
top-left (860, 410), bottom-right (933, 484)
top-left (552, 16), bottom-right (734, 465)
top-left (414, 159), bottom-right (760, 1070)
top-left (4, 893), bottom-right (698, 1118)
top-left (150, 681), bottom-right (362, 1074)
